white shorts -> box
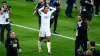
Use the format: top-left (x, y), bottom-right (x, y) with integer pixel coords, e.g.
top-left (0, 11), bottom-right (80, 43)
top-left (39, 28), bottom-right (51, 37)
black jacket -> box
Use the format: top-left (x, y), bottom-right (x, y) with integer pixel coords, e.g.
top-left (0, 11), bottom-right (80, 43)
top-left (90, 48), bottom-right (100, 56)
top-left (5, 37), bottom-right (21, 56)
top-left (76, 21), bottom-right (88, 41)
top-left (66, 0), bottom-right (75, 5)
top-left (35, 2), bottom-right (45, 16)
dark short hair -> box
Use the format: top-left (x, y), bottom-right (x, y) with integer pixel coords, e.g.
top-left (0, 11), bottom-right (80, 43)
top-left (2, 1), bottom-right (7, 4)
top-left (9, 31), bottom-right (14, 35)
top-left (44, 5), bottom-right (48, 8)
top-left (90, 41), bottom-right (95, 47)
top-left (79, 14), bottom-right (84, 19)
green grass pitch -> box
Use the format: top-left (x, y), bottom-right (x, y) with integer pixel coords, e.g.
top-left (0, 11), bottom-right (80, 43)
top-left (0, 0), bottom-right (100, 56)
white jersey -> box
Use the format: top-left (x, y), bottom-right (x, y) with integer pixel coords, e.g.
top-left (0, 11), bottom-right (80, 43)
top-left (38, 7), bottom-right (56, 28)
top-left (0, 8), bottom-right (10, 24)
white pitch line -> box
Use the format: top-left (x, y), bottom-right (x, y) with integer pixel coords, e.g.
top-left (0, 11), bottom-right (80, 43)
top-left (11, 24), bottom-right (100, 47)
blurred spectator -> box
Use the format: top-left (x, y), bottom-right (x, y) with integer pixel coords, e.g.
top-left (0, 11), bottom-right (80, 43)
top-left (89, 41), bottom-right (100, 56)
top-left (65, 0), bottom-right (75, 18)
top-left (94, 0), bottom-right (100, 16)
top-left (80, 0), bottom-right (94, 29)
top-left (50, 0), bottom-right (60, 34)
top-left (5, 31), bottom-right (22, 56)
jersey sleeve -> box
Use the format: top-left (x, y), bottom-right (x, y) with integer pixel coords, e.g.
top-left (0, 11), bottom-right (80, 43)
top-left (16, 38), bottom-right (21, 49)
top-left (38, 7), bottom-right (44, 16)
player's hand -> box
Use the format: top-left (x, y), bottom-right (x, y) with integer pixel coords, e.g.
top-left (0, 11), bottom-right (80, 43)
top-left (18, 49), bottom-right (22, 53)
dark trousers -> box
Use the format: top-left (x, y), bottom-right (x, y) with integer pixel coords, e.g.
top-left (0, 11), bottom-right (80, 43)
top-left (94, 2), bottom-right (100, 15)
top-left (75, 36), bottom-right (87, 56)
top-left (6, 49), bottom-right (18, 56)
top-left (50, 0), bottom-right (54, 3)
top-left (65, 4), bottom-right (73, 17)
top-left (38, 16), bottom-right (41, 28)
top-left (0, 24), bottom-right (11, 42)
top-left (50, 12), bottom-right (59, 32)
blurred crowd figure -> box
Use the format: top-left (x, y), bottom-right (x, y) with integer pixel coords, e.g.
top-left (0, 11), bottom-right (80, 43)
top-left (80, 0), bottom-right (94, 29)
top-left (94, 0), bottom-right (100, 16)
top-left (65, 0), bottom-right (75, 18)
top-left (77, 41), bottom-right (100, 56)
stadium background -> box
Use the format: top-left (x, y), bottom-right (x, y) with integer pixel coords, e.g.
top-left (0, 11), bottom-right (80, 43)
top-left (0, 0), bottom-right (100, 56)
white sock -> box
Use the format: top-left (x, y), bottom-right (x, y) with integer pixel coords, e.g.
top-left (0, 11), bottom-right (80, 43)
top-left (38, 40), bottom-right (42, 49)
top-left (47, 42), bottom-right (51, 52)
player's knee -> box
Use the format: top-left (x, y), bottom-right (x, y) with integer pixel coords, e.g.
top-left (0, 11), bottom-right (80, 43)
top-left (46, 39), bottom-right (50, 42)
top-left (39, 37), bottom-right (43, 41)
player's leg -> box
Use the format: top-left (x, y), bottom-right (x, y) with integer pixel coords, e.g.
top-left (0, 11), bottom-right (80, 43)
top-left (46, 28), bottom-right (52, 55)
top-left (82, 41), bottom-right (87, 52)
top-left (38, 28), bottom-right (44, 52)
top-left (87, 12), bottom-right (92, 29)
top-left (46, 36), bottom-right (52, 55)
top-left (75, 36), bottom-right (81, 56)
top-left (38, 37), bottom-right (43, 52)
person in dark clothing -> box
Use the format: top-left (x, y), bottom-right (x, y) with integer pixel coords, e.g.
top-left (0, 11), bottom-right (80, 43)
top-left (75, 15), bottom-right (88, 56)
top-left (89, 41), bottom-right (100, 56)
top-left (5, 31), bottom-right (22, 56)
top-left (50, 0), bottom-right (60, 34)
top-left (0, 1), bottom-right (12, 44)
top-left (50, 0), bottom-right (54, 4)
top-left (34, 0), bottom-right (45, 28)
top-left (80, 0), bottom-right (93, 29)
top-left (94, 0), bottom-right (100, 16)
top-left (85, 50), bottom-right (93, 56)
top-left (65, 0), bottom-right (75, 18)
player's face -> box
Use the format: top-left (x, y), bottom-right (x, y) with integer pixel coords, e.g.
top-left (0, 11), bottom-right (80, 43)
top-left (44, 7), bottom-right (49, 13)
top-left (40, 0), bottom-right (44, 3)
top-left (10, 32), bottom-right (15, 38)
top-left (78, 16), bottom-right (82, 21)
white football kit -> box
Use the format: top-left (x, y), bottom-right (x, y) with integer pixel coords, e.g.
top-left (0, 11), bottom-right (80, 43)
top-left (38, 7), bottom-right (56, 37)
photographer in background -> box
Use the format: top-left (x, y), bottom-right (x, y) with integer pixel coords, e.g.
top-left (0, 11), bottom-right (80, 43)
top-left (0, 1), bottom-right (12, 44)
top-left (80, 0), bottom-right (94, 29)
